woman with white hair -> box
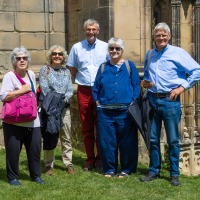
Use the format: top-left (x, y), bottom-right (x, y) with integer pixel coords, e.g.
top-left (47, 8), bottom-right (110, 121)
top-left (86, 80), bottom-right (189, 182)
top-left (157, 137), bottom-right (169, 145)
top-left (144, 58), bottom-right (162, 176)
top-left (92, 38), bottom-right (141, 178)
top-left (0, 46), bottom-right (44, 186)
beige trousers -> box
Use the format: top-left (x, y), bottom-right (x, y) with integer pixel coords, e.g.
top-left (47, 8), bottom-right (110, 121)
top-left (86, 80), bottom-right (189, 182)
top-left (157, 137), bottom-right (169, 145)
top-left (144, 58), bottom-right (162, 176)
top-left (43, 108), bottom-right (73, 168)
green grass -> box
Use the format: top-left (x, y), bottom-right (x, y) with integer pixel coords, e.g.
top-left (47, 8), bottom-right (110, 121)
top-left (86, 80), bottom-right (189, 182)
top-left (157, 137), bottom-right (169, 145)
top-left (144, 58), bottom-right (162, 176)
top-left (0, 147), bottom-right (199, 200)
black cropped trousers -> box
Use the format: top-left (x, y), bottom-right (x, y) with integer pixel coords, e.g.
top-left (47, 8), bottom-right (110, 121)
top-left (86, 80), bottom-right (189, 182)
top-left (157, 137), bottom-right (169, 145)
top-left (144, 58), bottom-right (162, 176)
top-left (3, 123), bottom-right (42, 180)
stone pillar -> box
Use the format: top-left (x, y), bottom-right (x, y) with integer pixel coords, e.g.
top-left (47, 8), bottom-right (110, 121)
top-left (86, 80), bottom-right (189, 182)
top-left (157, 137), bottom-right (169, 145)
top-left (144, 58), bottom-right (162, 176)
top-left (179, 0), bottom-right (200, 176)
top-left (195, 0), bottom-right (200, 63)
top-left (171, 0), bottom-right (181, 46)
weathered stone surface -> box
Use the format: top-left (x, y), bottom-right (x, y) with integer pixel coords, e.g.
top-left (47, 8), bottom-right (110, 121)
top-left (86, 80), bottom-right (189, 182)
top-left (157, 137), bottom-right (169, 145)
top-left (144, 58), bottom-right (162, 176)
top-left (49, 33), bottom-right (66, 48)
top-left (15, 13), bottom-right (45, 32)
top-left (68, 13), bottom-right (78, 39)
top-left (0, 33), bottom-right (19, 50)
top-left (0, 52), bottom-right (12, 70)
top-left (0, 0), bottom-right (19, 12)
top-left (123, 39), bottom-right (141, 65)
top-left (49, 0), bottom-right (65, 12)
top-left (82, 0), bottom-right (97, 9)
top-left (20, 33), bottom-right (45, 50)
top-left (0, 12), bottom-right (14, 31)
top-left (29, 51), bottom-right (46, 66)
top-left (19, 0), bottom-right (44, 12)
top-left (99, 0), bottom-right (110, 7)
top-left (53, 13), bottom-right (66, 32)
top-left (68, 0), bottom-right (82, 12)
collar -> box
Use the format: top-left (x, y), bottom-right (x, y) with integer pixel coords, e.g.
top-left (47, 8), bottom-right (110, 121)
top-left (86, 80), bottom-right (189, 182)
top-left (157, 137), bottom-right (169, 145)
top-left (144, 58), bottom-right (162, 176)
top-left (85, 38), bottom-right (97, 47)
top-left (155, 44), bottom-right (169, 53)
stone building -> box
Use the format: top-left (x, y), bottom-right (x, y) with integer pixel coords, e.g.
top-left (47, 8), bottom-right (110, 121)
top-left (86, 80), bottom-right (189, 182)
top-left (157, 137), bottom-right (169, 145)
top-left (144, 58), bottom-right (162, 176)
top-left (0, 0), bottom-right (200, 175)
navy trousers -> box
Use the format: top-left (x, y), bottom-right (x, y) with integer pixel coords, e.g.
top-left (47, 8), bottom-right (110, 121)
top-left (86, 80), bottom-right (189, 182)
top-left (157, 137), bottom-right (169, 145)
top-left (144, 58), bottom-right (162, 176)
top-left (97, 107), bottom-right (138, 174)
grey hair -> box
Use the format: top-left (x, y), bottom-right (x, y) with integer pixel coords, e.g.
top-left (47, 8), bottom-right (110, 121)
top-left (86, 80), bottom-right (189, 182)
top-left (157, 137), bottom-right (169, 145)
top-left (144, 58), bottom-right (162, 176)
top-left (108, 37), bottom-right (125, 50)
top-left (153, 22), bottom-right (171, 35)
top-left (11, 46), bottom-right (31, 67)
top-left (46, 45), bottom-right (68, 66)
top-left (83, 19), bottom-right (100, 29)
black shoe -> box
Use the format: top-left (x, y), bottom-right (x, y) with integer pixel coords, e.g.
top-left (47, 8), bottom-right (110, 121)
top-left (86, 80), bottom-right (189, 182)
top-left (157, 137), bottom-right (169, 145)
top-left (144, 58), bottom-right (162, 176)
top-left (170, 176), bottom-right (180, 186)
top-left (32, 177), bottom-right (45, 184)
top-left (9, 179), bottom-right (21, 186)
top-left (83, 163), bottom-right (95, 172)
top-left (139, 174), bottom-right (159, 182)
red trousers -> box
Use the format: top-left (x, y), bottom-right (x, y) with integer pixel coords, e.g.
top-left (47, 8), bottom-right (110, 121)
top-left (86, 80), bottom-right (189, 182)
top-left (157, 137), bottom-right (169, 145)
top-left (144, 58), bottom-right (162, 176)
top-left (77, 85), bottom-right (100, 165)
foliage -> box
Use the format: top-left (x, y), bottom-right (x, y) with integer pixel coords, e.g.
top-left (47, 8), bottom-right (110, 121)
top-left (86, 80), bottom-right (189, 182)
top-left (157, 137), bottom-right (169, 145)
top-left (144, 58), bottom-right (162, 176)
top-left (0, 147), bottom-right (200, 200)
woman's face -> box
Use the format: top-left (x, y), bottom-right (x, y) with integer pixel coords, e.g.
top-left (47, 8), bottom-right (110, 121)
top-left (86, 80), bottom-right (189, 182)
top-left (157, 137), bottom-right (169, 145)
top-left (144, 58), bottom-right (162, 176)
top-left (51, 48), bottom-right (64, 66)
top-left (15, 53), bottom-right (28, 71)
top-left (108, 45), bottom-right (123, 60)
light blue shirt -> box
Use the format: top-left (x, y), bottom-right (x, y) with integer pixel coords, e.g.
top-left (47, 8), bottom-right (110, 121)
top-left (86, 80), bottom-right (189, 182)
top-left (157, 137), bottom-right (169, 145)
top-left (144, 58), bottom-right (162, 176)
top-left (144, 44), bottom-right (200, 93)
top-left (67, 38), bottom-right (109, 86)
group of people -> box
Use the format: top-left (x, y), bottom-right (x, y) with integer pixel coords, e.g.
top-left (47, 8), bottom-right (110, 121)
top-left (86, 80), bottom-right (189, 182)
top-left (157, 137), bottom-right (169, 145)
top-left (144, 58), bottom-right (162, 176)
top-left (1, 18), bottom-right (200, 187)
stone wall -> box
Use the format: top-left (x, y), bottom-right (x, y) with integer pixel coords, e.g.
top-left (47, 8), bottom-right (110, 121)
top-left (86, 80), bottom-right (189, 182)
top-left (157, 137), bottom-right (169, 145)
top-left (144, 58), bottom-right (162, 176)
top-left (0, 0), bottom-right (67, 74)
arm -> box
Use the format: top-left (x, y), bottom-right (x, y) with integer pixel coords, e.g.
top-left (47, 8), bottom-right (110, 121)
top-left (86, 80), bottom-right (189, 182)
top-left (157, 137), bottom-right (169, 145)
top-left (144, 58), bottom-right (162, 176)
top-left (4, 85), bottom-right (31, 102)
top-left (65, 69), bottom-right (74, 103)
top-left (92, 66), bottom-right (102, 104)
top-left (39, 65), bottom-right (51, 95)
top-left (67, 45), bottom-right (78, 82)
top-left (69, 67), bottom-right (77, 82)
top-left (169, 49), bottom-right (200, 101)
top-left (0, 72), bottom-right (31, 102)
top-left (130, 61), bottom-right (141, 100)
top-left (141, 50), bottom-right (154, 89)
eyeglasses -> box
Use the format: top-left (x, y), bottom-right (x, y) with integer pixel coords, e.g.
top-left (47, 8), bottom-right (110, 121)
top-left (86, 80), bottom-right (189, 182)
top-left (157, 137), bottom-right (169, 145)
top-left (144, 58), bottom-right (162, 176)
top-left (52, 52), bottom-right (63, 56)
top-left (86, 28), bottom-right (98, 32)
top-left (109, 47), bottom-right (122, 51)
top-left (16, 57), bottom-right (28, 61)
top-left (155, 34), bottom-right (168, 38)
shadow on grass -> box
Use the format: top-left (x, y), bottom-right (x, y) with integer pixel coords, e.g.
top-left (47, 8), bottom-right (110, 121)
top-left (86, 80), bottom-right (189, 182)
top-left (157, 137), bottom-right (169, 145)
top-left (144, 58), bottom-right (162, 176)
top-left (54, 150), bottom-right (86, 170)
top-left (0, 161), bottom-right (31, 184)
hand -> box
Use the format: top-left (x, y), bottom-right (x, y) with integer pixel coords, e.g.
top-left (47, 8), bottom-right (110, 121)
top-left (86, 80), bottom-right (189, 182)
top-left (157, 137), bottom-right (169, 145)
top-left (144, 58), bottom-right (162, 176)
top-left (21, 84), bottom-right (31, 93)
top-left (169, 86), bottom-right (185, 101)
top-left (141, 80), bottom-right (153, 89)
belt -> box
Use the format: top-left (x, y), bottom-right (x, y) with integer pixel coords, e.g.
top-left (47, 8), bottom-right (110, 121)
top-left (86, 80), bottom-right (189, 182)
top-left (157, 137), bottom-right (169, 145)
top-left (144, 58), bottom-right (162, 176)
top-left (78, 85), bottom-right (93, 89)
top-left (150, 92), bottom-right (170, 98)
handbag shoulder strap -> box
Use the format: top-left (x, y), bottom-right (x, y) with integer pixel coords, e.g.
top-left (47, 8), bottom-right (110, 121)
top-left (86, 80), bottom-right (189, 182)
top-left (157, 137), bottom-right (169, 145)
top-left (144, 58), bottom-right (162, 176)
top-left (26, 70), bottom-right (36, 94)
top-left (13, 71), bottom-right (35, 94)
top-left (13, 71), bottom-right (26, 85)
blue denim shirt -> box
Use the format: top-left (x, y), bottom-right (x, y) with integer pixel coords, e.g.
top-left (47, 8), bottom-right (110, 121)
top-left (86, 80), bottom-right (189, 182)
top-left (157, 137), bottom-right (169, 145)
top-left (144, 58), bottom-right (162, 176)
top-left (144, 44), bottom-right (200, 93)
top-left (92, 60), bottom-right (141, 105)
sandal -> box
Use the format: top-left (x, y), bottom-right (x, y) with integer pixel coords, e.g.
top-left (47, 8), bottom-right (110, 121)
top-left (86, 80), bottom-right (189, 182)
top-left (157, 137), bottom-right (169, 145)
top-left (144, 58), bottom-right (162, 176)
top-left (104, 172), bottom-right (115, 178)
top-left (118, 172), bottom-right (129, 178)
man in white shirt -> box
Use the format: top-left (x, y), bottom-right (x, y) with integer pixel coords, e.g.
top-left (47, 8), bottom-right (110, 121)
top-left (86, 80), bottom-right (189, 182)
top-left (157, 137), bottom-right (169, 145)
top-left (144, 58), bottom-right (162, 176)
top-left (67, 19), bottom-right (109, 171)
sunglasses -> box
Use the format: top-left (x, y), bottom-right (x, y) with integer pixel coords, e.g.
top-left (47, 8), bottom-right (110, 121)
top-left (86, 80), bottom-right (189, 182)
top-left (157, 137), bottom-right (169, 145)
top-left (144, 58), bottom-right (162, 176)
top-left (52, 52), bottom-right (63, 56)
top-left (16, 56), bottom-right (28, 61)
top-left (109, 47), bottom-right (122, 51)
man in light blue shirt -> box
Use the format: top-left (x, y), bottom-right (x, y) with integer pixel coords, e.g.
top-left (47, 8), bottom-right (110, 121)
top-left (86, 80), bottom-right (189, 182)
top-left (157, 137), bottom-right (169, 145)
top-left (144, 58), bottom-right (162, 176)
top-left (67, 19), bottom-right (109, 171)
top-left (139, 22), bottom-right (200, 186)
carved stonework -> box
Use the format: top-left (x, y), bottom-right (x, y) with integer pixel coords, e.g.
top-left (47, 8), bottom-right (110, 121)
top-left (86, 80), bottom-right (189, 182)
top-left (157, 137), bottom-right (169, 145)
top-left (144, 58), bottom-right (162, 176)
top-left (180, 148), bottom-right (200, 176)
top-left (194, 150), bottom-right (200, 173)
top-left (179, 151), bottom-right (190, 174)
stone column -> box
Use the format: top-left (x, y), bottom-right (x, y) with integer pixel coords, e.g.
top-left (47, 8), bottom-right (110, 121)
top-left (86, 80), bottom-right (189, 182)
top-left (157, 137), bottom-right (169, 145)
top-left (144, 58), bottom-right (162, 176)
top-left (171, 0), bottom-right (181, 46)
top-left (179, 0), bottom-right (200, 176)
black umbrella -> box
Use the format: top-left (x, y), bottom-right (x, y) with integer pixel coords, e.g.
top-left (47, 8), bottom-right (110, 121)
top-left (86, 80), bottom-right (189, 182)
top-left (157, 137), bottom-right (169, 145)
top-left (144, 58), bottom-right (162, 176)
top-left (128, 93), bottom-right (154, 150)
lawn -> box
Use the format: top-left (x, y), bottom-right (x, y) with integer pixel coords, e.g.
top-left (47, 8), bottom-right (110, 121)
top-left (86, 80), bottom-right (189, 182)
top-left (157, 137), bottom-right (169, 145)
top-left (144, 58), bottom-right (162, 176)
top-left (0, 147), bottom-right (199, 200)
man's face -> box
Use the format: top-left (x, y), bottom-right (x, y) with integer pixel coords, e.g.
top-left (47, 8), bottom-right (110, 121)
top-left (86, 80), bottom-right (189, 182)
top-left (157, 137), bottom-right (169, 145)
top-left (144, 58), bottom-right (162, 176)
top-left (84, 23), bottom-right (99, 44)
top-left (154, 29), bottom-right (171, 50)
